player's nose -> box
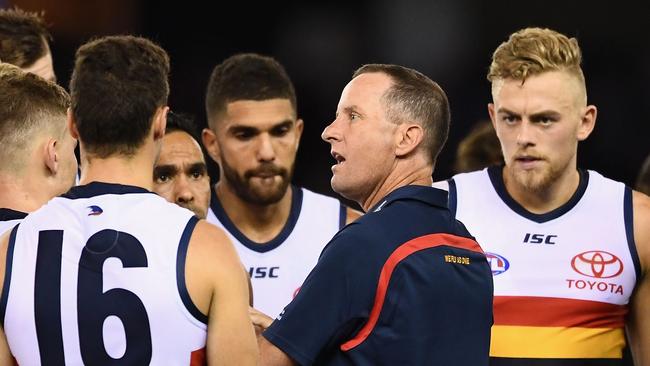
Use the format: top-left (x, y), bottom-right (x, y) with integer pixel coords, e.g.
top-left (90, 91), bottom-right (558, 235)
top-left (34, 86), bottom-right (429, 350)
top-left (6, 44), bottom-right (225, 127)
top-left (257, 134), bottom-right (276, 162)
top-left (175, 176), bottom-right (194, 203)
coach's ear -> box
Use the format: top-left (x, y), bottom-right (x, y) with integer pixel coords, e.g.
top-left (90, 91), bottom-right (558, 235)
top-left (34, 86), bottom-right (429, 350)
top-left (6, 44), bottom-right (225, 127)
top-left (152, 106), bottom-right (169, 141)
top-left (395, 122), bottom-right (424, 158)
top-left (67, 108), bottom-right (79, 140)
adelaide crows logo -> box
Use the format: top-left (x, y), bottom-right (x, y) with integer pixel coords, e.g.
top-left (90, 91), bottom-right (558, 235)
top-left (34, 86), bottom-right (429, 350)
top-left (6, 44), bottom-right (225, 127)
top-left (87, 205), bottom-right (103, 216)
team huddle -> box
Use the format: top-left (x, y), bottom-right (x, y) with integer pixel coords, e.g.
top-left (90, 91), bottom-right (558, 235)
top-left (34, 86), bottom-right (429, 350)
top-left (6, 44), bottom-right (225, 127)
top-left (0, 7), bottom-right (648, 366)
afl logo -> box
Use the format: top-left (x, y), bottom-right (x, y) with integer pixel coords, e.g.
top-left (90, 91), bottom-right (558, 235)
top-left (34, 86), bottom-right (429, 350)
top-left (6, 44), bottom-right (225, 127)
top-left (486, 252), bottom-right (509, 276)
top-left (571, 250), bottom-right (623, 279)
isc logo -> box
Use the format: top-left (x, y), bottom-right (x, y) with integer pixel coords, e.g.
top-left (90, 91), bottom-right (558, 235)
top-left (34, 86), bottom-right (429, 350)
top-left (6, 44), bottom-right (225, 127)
top-left (523, 233), bottom-right (557, 245)
top-left (249, 266), bottom-right (280, 278)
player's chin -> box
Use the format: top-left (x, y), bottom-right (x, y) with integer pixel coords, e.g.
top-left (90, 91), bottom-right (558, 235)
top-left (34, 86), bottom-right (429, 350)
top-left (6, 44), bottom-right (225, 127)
top-left (516, 171), bottom-right (552, 192)
top-left (251, 187), bottom-right (287, 204)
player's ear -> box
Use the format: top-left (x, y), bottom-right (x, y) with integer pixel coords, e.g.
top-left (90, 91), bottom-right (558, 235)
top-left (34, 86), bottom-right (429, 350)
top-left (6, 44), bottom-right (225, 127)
top-left (294, 118), bottom-right (304, 150)
top-left (577, 105), bottom-right (597, 141)
top-left (67, 108), bottom-right (80, 140)
top-left (152, 106), bottom-right (169, 141)
top-left (202, 127), bottom-right (221, 163)
top-left (487, 103), bottom-right (497, 130)
top-left (44, 137), bottom-right (59, 175)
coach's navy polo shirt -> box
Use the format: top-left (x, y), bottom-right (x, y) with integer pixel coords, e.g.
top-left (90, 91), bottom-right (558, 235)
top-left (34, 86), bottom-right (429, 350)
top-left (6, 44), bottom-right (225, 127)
top-left (263, 185), bottom-right (493, 366)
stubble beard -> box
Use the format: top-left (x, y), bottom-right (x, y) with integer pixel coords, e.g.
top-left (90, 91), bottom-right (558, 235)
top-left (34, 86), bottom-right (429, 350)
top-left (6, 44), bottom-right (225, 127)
top-left (220, 156), bottom-right (293, 206)
top-left (509, 158), bottom-right (568, 194)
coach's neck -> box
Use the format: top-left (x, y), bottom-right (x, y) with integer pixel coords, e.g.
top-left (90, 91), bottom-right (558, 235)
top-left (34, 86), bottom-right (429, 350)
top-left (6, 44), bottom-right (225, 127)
top-left (360, 155), bottom-right (433, 212)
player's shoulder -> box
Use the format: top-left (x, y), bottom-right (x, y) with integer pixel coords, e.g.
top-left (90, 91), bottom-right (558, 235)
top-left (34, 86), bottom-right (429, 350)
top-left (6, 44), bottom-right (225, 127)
top-left (632, 190), bottom-right (650, 234)
top-left (432, 168), bottom-right (489, 191)
top-left (189, 219), bottom-right (232, 250)
top-left (631, 190), bottom-right (650, 274)
top-left (186, 219), bottom-right (244, 283)
top-left (431, 180), bottom-right (450, 191)
top-left (633, 189), bottom-right (650, 208)
top-left (297, 186), bottom-right (341, 204)
top-left (296, 185), bottom-right (362, 225)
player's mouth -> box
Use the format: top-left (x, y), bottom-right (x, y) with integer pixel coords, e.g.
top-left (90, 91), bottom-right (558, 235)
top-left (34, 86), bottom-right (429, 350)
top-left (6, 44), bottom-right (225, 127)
top-left (514, 155), bottom-right (543, 169)
top-left (254, 172), bottom-right (278, 178)
top-left (246, 165), bottom-right (287, 184)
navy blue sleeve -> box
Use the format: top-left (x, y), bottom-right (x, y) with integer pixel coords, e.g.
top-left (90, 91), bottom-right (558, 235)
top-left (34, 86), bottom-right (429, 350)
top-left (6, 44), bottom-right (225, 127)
top-left (263, 226), bottom-right (375, 365)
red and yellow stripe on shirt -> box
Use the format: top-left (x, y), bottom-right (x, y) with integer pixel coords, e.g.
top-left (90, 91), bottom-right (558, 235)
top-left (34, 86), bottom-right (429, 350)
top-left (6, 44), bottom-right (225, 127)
top-left (491, 296), bottom-right (627, 359)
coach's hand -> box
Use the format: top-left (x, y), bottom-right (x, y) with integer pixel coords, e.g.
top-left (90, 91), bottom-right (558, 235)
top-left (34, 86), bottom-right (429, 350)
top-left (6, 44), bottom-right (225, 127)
top-left (249, 306), bottom-right (273, 336)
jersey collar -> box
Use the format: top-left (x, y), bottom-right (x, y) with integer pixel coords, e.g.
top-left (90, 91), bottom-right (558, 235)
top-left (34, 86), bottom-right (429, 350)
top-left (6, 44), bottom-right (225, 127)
top-left (209, 184), bottom-right (303, 253)
top-left (487, 165), bottom-right (589, 223)
top-left (0, 208), bottom-right (27, 221)
top-left (61, 182), bottom-right (152, 199)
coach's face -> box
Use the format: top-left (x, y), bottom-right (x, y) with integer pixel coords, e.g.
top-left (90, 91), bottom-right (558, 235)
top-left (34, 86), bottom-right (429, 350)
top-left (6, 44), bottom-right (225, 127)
top-left (322, 72), bottom-right (398, 210)
top-left (204, 99), bottom-right (303, 205)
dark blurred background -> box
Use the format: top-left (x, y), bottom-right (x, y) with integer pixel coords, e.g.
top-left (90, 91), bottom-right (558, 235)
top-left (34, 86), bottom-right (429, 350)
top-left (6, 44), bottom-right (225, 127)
top-left (7, 0), bottom-right (649, 207)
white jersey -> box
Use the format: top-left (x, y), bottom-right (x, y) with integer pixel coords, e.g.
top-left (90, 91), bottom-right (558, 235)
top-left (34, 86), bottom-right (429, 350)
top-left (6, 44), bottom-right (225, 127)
top-left (0, 208), bottom-right (26, 236)
top-left (1, 183), bottom-right (208, 365)
top-left (207, 186), bottom-right (345, 318)
top-left (442, 167), bottom-right (637, 363)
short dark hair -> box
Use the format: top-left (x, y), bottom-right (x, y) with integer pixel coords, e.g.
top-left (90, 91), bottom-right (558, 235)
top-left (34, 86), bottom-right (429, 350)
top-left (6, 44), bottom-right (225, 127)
top-left (0, 7), bottom-right (52, 68)
top-left (166, 111), bottom-right (201, 144)
top-left (0, 63), bottom-right (69, 171)
top-left (69, 35), bottom-right (170, 158)
top-left (352, 64), bottom-right (450, 164)
top-left (205, 53), bottom-right (296, 129)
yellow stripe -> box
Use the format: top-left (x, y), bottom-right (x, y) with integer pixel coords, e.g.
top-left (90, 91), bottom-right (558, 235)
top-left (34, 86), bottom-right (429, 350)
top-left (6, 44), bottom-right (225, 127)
top-left (490, 325), bottom-right (624, 358)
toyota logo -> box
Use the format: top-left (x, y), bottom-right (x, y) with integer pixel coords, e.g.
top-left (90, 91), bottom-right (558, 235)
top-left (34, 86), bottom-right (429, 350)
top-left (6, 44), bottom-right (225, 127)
top-left (571, 250), bottom-right (624, 278)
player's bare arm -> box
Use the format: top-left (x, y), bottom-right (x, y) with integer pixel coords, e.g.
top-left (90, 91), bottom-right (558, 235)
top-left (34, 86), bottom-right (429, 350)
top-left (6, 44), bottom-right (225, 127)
top-left (0, 231), bottom-right (14, 365)
top-left (186, 220), bottom-right (258, 365)
top-left (628, 191), bottom-right (650, 366)
top-left (259, 336), bottom-right (296, 366)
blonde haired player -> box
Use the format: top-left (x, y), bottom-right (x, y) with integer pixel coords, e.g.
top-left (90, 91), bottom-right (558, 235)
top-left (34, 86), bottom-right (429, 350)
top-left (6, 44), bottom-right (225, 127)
top-left (436, 27), bottom-right (650, 365)
top-left (0, 63), bottom-right (76, 235)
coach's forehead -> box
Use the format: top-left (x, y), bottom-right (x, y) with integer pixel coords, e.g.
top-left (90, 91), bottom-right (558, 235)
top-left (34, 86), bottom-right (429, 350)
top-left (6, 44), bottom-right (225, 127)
top-left (338, 72), bottom-right (392, 113)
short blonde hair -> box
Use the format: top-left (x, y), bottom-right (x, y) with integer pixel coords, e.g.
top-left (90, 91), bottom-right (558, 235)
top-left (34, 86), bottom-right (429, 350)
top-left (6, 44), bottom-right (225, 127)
top-left (488, 27), bottom-right (584, 85)
top-left (0, 62), bottom-right (69, 173)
